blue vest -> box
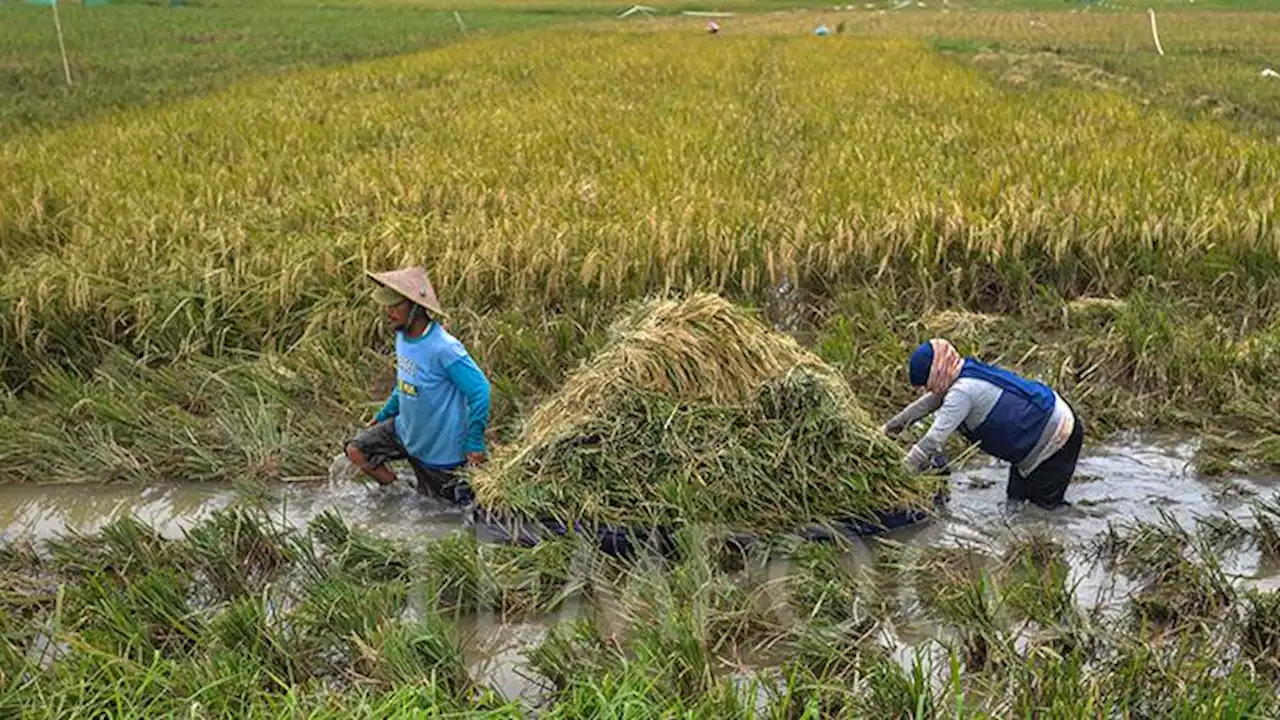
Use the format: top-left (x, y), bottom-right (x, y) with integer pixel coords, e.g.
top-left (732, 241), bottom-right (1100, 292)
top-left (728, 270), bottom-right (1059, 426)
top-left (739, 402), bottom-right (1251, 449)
top-left (957, 360), bottom-right (1055, 464)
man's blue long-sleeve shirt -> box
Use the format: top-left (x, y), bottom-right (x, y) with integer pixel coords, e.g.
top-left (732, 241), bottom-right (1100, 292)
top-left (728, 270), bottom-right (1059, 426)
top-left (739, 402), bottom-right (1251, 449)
top-left (374, 323), bottom-right (490, 467)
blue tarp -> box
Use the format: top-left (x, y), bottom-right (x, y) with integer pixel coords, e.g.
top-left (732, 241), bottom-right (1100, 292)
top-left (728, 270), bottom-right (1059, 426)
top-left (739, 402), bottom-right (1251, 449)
top-left (469, 486), bottom-right (950, 558)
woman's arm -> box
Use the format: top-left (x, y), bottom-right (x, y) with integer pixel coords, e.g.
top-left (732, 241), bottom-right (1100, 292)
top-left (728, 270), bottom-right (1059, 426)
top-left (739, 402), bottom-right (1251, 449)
top-left (882, 391), bottom-right (944, 436)
top-left (903, 390), bottom-right (972, 472)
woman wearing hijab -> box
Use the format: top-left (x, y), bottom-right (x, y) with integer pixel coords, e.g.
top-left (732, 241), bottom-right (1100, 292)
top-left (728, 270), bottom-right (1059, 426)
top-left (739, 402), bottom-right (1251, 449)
top-left (881, 339), bottom-right (1084, 510)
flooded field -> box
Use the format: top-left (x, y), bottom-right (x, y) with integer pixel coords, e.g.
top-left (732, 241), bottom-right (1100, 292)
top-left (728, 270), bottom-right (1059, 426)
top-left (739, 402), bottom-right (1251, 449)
top-left (4, 434), bottom-right (1276, 705)
top-left (7, 436), bottom-right (1264, 545)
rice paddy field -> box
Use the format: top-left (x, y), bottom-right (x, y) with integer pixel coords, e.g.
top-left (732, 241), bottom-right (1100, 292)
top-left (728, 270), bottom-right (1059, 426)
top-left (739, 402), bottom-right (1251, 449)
top-left (3, 0), bottom-right (1280, 715)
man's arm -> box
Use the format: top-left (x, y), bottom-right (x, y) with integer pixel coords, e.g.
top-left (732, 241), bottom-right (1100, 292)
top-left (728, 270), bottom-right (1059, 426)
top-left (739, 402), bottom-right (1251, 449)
top-left (903, 390), bottom-right (971, 472)
top-left (373, 389), bottom-right (399, 424)
top-left (882, 391), bottom-right (944, 436)
top-left (444, 355), bottom-right (491, 459)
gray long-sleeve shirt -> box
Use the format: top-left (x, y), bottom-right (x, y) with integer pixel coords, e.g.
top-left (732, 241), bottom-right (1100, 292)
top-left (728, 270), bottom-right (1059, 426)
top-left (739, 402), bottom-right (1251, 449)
top-left (884, 377), bottom-right (1073, 476)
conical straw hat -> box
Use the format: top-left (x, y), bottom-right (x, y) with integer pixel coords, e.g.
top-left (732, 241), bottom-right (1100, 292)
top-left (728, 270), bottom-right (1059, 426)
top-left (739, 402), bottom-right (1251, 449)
top-left (366, 267), bottom-right (444, 317)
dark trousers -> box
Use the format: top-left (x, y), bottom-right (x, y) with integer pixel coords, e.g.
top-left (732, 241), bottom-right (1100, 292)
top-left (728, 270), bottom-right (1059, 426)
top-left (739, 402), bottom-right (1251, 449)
top-left (1008, 407), bottom-right (1084, 510)
top-left (348, 419), bottom-right (472, 504)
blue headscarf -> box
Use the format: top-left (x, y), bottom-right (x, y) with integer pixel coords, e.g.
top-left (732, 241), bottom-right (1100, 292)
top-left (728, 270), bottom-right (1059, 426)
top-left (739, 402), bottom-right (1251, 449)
top-left (908, 341), bottom-right (933, 387)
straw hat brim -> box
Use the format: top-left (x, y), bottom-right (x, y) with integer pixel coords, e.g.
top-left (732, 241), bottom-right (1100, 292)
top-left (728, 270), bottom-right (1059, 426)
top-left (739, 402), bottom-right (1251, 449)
top-left (372, 286), bottom-right (406, 306)
top-left (366, 267), bottom-right (445, 316)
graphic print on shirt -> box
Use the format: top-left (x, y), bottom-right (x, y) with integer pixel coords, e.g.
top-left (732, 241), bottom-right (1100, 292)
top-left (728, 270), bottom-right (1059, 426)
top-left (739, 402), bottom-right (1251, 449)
top-left (396, 355), bottom-right (420, 397)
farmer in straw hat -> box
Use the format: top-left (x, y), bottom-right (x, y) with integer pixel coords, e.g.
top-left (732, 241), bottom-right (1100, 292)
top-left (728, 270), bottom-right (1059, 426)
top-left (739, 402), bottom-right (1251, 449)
top-left (344, 267), bottom-right (491, 504)
top-left (881, 339), bottom-right (1083, 510)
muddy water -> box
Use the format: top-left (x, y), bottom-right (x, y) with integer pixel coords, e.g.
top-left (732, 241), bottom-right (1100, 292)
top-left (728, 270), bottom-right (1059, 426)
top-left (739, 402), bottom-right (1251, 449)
top-left (0, 473), bottom-right (468, 544)
top-left (905, 433), bottom-right (1279, 611)
top-left (1, 435), bottom-right (1276, 700)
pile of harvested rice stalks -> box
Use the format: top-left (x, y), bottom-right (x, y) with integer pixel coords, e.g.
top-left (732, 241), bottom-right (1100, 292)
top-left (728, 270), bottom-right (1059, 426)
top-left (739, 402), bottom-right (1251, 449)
top-left (472, 294), bottom-right (942, 533)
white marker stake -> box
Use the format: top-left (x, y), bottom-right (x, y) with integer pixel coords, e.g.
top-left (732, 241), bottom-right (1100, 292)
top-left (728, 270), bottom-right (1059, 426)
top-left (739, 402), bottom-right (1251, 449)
top-left (52, 0), bottom-right (73, 85)
top-left (1148, 8), bottom-right (1164, 57)
top-left (454, 10), bottom-right (467, 35)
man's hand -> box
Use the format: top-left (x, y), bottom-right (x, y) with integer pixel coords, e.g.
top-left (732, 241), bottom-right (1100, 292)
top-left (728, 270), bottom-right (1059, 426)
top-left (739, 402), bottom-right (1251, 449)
top-left (466, 451), bottom-right (486, 468)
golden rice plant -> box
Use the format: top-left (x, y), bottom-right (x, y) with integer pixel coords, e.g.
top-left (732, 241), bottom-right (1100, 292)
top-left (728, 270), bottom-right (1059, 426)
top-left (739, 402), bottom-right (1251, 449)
top-left (1, 19), bottom-right (1278, 484)
top-left (1, 30), bottom-right (1277, 389)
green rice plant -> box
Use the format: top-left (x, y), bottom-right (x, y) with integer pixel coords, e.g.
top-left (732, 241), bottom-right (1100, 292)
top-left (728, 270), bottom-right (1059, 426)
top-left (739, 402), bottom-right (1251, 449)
top-left (208, 594), bottom-right (312, 687)
top-left (64, 566), bottom-right (203, 662)
top-left (1089, 511), bottom-right (1192, 581)
top-left (937, 574), bottom-right (1005, 673)
top-left (778, 623), bottom-right (938, 720)
top-left (475, 539), bottom-right (577, 618)
top-left (1250, 494), bottom-right (1280, 560)
top-left (176, 649), bottom-right (277, 718)
top-left (536, 660), bottom-right (756, 720)
top-left (860, 649), bottom-right (938, 720)
top-left (46, 514), bottom-right (171, 580)
top-left (0, 538), bottom-right (55, 630)
top-left (997, 530), bottom-right (1079, 627)
top-left (350, 615), bottom-right (472, 699)
top-left (529, 606), bottom-right (771, 715)
top-left (270, 681), bottom-right (524, 719)
top-left (525, 616), bottom-right (623, 694)
top-left (0, 607), bottom-right (32, 715)
top-left (528, 528), bottom-right (789, 707)
top-left (786, 541), bottom-right (891, 627)
top-left (1130, 557), bottom-right (1236, 634)
top-left (22, 650), bottom-right (184, 720)
top-left (9, 505), bottom-right (1280, 716)
top-left (1088, 514), bottom-right (1238, 632)
top-left (1195, 428), bottom-right (1280, 477)
top-left (787, 544), bottom-right (860, 626)
top-left (290, 574), bottom-right (408, 649)
top-left (1087, 511), bottom-right (1243, 634)
top-left (593, 593), bottom-right (721, 702)
top-left (1240, 589), bottom-right (1280, 679)
top-left (907, 545), bottom-right (1011, 672)
top-left (0, 349), bottom-right (349, 484)
top-left (786, 619), bottom-right (883, 684)
top-left (1195, 513), bottom-right (1255, 556)
top-left (770, 664), bottom-right (851, 719)
top-left (180, 505), bottom-right (297, 603)
top-left (1103, 636), bottom-right (1277, 719)
top-left (0, 537), bottom-right (40, 573)
top-left (622, 619), bottom-right (719, 706)
top-left (637, 528), bottom-right (785, 654)
top-left (307, 510), bottom-right (410, 583)
top-left (419, 530), bottom-right (583, 618)
top-left (991, 644), bottom-right (1101, 719)
top-left (420, 531), bottom-right (484, 614)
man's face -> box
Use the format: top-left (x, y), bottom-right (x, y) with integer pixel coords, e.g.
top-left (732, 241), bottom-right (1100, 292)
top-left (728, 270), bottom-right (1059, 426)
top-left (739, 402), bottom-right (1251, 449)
top-left (385, 299), bottom-right (413, 330)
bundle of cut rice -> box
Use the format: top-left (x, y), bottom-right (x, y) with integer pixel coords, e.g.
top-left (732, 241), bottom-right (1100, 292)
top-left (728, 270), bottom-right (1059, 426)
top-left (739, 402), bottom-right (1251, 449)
top-left (472, 294), bottom-right (941, 533)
